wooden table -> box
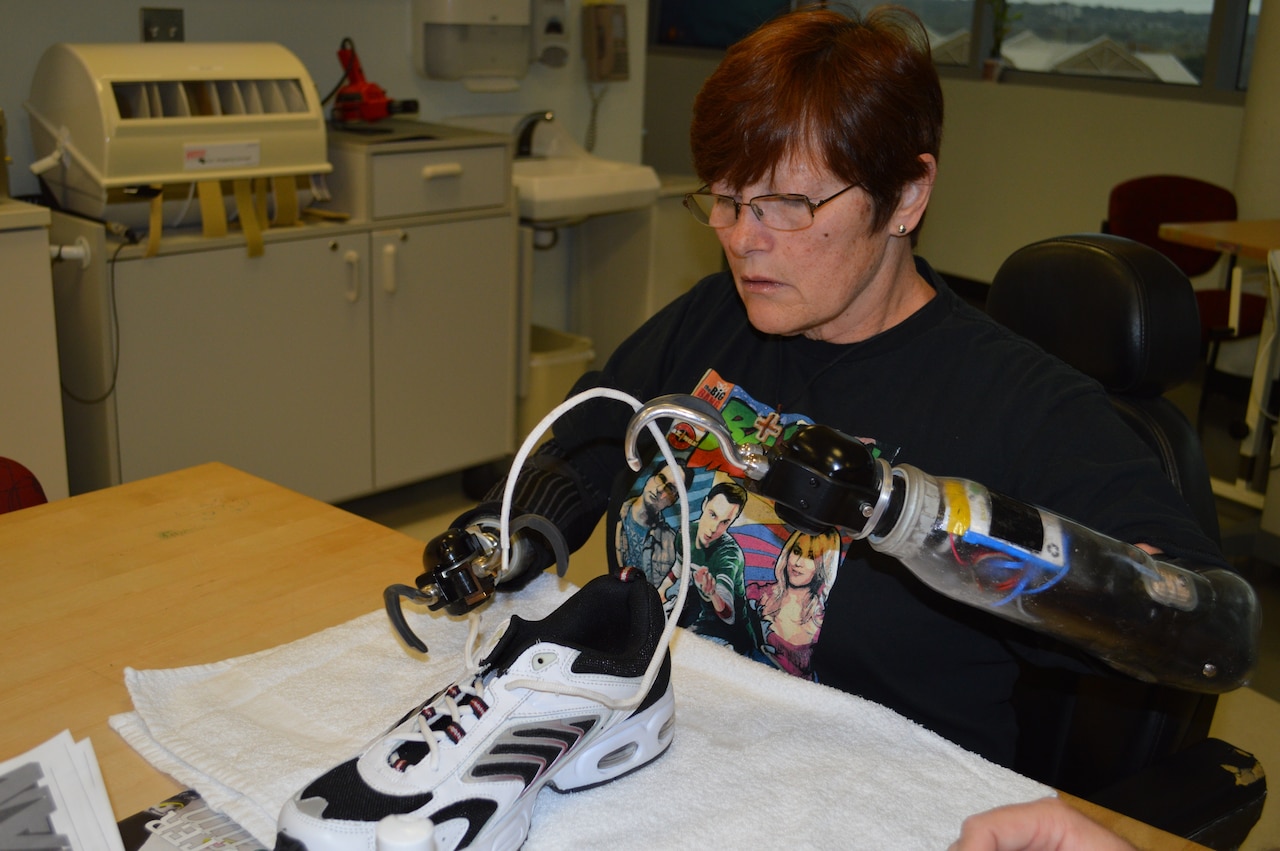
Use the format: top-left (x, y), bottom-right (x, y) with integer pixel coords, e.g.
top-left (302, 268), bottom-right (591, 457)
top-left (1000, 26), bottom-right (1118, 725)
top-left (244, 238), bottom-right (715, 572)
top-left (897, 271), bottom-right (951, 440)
top-left (1158, 219), bottom-right (1280, 263)
top-left (1159, 219), bottom-right (1280, 510)
top-left (0, 463), bottom-right (1206, 849)
top-left (0, 463), bottom-right (425, 818)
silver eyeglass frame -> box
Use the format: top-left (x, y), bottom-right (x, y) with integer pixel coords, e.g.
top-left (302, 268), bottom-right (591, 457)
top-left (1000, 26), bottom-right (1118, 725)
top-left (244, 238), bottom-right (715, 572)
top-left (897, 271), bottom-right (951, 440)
top-left (682, 183), bottom-right (859, 231)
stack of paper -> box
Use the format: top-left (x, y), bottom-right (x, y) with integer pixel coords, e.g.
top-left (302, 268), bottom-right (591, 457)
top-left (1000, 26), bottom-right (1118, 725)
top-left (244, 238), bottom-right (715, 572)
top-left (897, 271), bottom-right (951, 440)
top-left (0, 730), bottom-right (124, 851)
top-left (116, 790), bottom-right (264, 851)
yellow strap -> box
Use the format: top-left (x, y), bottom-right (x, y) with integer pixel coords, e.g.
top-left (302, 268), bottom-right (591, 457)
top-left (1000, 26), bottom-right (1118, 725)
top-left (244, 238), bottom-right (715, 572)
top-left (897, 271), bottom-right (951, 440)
top-left (271, 175), bottom-right (300, 226)
top-left (233, 178), bottom-right (264, 258)
top-left (197, 180), bottom-right (228, 238)
top-left (145, 185), bottom-right (164, 257)
top-left (254, 177), bottom-right (269, 230)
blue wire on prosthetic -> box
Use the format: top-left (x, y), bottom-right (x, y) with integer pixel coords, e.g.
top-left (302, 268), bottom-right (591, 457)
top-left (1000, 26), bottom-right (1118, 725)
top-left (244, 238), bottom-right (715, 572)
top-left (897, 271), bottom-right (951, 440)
top-left (960, 530), bottom-right (1070, 606)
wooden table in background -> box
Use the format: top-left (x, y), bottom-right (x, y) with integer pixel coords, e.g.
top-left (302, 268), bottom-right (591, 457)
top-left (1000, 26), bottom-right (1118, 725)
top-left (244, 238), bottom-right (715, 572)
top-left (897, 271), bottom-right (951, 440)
top-left (0, 463), bottom-right (1207, 849)
top-left (1158, 219), bottom-right (1280, 263)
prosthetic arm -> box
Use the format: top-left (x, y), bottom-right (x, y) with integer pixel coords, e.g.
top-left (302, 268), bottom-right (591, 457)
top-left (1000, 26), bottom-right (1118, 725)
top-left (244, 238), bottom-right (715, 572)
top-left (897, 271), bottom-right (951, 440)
top-left (625, 395), bottom-right (1259, 693)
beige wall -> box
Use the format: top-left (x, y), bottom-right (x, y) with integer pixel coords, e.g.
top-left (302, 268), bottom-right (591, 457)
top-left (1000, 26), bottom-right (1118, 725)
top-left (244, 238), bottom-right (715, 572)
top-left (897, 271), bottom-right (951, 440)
top-left (1234, 0), bottom-right (1280, 220)
top-left (921, 80), bottom-right (1244, 282)
top-left (642, 52), bottom-right (1247, 284)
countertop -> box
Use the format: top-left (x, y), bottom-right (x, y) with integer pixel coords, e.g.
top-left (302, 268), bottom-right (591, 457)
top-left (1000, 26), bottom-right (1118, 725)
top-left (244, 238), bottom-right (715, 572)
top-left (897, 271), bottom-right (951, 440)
top-left (0, 197), bottom-right (51, 232)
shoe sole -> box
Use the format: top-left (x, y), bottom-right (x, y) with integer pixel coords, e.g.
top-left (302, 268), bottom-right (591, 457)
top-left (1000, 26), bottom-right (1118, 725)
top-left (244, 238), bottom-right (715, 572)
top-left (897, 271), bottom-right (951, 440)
top-left (550, 682), bottom-right (675, 792)
top-left (462, 683), bottom-right (676, 851)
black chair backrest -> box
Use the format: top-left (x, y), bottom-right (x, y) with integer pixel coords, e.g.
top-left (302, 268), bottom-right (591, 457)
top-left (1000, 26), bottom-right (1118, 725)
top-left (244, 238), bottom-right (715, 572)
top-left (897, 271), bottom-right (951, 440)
top-left (987, 232), bottom-right (1219, 541)
top-left (986, 233), bottom-right (1219, 793)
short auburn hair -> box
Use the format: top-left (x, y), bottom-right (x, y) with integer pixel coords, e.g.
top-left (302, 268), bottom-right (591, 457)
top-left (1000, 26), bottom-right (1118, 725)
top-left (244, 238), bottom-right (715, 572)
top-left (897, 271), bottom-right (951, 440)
top-left (691, 6), bottom-right (943, 234)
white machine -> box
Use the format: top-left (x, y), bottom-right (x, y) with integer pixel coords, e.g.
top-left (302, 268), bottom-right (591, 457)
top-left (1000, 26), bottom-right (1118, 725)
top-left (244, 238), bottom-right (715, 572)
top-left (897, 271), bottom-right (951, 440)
top-left (25, 42), bottom-right (330, 253)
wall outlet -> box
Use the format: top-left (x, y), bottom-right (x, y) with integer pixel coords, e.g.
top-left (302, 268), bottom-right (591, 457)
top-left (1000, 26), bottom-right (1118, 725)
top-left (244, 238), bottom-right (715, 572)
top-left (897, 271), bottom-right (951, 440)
top-left (141, 7), bottom-right (184, 42)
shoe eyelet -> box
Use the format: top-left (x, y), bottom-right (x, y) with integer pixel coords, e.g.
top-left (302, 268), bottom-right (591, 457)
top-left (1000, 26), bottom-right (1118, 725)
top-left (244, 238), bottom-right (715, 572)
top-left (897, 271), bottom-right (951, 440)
top-left (532, 652), bottom-right (557, 670)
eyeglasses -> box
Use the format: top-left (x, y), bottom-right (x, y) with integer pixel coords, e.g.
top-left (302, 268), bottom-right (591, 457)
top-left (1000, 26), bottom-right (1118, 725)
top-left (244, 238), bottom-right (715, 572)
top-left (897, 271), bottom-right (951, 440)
top-left (651, 469), bottom-right (681, 501)
top-left (683, 184), bottom-right (860, 232)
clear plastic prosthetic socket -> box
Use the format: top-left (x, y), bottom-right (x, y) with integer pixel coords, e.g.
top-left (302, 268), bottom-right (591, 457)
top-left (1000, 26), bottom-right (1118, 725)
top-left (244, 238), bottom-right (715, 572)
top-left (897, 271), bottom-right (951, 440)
top-left (625, 395), bottom-right (1259, 693)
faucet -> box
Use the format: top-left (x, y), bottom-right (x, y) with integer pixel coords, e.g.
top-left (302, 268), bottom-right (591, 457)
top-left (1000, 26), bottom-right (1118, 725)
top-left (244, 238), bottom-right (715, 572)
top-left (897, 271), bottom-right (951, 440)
top-left (514, 110), bottom-right (554, 158)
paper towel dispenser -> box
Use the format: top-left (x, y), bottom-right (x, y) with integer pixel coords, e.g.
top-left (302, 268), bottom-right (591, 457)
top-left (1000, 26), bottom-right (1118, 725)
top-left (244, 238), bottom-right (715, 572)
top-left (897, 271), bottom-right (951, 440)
top-left (413, 0), bottom-right (531, 92)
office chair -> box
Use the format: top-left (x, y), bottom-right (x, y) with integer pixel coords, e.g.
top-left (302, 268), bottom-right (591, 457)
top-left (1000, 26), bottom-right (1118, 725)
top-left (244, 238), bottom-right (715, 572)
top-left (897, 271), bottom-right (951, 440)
top-left (987, 233), bottom-right (1266, 850)
top-left (1105, 174), bottom-right (1264, 433)
top-left (0, 457), bottom-right (47, 513)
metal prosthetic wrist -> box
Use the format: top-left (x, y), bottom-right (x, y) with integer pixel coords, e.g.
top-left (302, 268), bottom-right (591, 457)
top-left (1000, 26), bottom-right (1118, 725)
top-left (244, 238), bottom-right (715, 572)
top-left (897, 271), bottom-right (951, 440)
top-left (384, 513), bottom-right (567, 651)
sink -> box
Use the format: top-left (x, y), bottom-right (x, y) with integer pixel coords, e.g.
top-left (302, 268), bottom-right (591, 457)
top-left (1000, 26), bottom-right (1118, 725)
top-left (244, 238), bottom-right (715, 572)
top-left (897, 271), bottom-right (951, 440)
top-left (513, 155), bottom-right (660, 222)
top-left (440, 112), bottom-right (661, 222)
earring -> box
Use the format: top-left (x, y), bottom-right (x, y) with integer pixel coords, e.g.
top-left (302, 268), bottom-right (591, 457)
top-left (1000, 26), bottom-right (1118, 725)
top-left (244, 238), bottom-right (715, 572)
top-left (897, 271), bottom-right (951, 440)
top-left (897, 224), bottom-right (907, 235)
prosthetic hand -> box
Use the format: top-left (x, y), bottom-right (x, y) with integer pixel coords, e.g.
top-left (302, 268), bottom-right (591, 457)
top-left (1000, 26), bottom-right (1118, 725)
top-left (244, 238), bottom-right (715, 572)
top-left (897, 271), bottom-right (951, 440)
top-left (626, 395), bottom-right (1259, 693)
top-left (383, 385), bottom-right (690, 652)
top-left (384, 513), bottom-right (568, 652)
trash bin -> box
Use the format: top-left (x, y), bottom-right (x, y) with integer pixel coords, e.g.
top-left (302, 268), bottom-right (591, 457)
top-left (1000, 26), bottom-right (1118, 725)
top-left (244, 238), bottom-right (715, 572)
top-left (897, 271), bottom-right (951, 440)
top-left (518, 325), bottom-right (595, 441)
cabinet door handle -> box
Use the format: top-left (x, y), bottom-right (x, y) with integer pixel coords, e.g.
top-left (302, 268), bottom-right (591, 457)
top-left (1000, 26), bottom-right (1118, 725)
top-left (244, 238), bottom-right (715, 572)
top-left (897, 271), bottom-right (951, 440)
top-left (421, 163), bottom-right (464, 180)
top-left (343, 249), bottom-right (361, 303)
top-left (382, 243), bottom-right (397, 293)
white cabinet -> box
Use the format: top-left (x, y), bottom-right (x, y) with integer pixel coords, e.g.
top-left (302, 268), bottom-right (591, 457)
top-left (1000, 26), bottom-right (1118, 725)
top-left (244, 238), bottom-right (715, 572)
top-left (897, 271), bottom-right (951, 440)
top-left (0, 200), bottom-right (69, 500)
top-left (111, 234), bottom-right (374, 500)
top-left (50, 126), bottom-right (517, 503)
top-left (334, 121), bottom-right (518, 494)
top-left (371, 218), bottom-right (516, 491)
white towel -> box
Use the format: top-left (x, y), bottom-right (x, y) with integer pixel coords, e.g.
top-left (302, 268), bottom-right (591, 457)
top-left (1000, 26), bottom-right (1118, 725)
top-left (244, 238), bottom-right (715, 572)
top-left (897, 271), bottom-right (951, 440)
top-left (111, 573), bottom-right (1052, 850)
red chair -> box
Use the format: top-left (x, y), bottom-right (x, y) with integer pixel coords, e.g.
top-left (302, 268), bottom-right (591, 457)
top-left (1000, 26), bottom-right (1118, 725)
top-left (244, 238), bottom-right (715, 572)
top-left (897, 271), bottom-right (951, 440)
top-left (0, 457), bottom-right (48, 514)
top-left (1106, 175), bottom-right (1264, 432)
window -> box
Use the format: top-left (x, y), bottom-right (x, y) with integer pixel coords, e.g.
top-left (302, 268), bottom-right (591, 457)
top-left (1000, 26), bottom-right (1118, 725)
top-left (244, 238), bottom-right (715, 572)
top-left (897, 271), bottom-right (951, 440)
top-left (653, 1), bottom-right (793, 49)
top-left (1238, 0), bottom-right (1263, 88)
top-left (648, 1), bottom-right (1262, 96)
top-left (871, 0), bottom-right (1262, 91)
top-left (894, 0), bottom-right (981, 66)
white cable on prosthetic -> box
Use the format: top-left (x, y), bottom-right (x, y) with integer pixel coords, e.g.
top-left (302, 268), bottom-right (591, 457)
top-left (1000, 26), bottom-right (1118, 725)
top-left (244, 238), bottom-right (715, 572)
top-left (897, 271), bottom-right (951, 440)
top-left (498, 387), bottom-right (693, 710)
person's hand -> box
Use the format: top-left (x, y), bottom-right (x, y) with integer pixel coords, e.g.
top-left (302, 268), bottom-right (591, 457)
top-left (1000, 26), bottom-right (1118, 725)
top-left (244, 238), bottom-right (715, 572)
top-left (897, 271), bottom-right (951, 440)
top-left (949, 797), bottom-right (1136, 851)
top-left (693, 565), bottom-right (715, 599)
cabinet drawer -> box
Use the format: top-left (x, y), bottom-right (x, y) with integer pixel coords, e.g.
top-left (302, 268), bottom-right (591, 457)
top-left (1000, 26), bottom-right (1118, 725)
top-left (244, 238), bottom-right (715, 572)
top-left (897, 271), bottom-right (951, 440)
top-left (371, 146), bottom-right (507, 219)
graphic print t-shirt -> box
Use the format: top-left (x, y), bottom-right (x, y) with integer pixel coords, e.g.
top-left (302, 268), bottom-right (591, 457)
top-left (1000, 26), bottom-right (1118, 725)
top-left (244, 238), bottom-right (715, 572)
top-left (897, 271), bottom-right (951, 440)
top-left (609, 368), bottom-right (893, 681)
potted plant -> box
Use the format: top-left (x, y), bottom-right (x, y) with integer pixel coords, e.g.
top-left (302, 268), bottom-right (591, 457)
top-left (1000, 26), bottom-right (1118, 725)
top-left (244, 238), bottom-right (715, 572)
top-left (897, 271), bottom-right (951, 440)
top-left (984, 0), bottom-right (1018, 80)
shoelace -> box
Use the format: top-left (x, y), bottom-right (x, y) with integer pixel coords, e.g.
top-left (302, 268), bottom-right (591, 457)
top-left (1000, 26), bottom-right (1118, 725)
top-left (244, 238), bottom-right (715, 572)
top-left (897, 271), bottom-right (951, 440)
top-left (397, 615), bottom-right (489, 772)
top-left (398, 601), bottom-right (659, 772)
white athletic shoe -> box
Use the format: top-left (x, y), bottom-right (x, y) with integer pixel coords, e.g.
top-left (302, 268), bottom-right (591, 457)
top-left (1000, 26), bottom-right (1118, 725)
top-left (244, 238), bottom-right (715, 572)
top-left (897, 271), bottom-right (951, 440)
top-left (275, 572), bottom-right (675, 851)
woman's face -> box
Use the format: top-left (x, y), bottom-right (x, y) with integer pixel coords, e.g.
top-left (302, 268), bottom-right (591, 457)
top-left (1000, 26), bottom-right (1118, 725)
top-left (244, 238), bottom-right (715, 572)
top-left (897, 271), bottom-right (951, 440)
top-left (710, 153), bottom-right (934, 344)
top-left (786, 544), bottom-right (818, 588)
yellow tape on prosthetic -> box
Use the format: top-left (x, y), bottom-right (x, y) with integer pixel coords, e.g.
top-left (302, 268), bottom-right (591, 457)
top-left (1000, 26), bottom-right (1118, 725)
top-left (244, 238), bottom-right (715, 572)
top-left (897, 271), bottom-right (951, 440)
top-left (942, 479), bottom-right (972, 537)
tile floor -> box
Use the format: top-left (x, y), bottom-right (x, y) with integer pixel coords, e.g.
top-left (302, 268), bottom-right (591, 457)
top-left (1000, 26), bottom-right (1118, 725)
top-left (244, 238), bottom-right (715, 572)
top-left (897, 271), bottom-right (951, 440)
top-left (338, 375), bottom-right (1280, 849)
